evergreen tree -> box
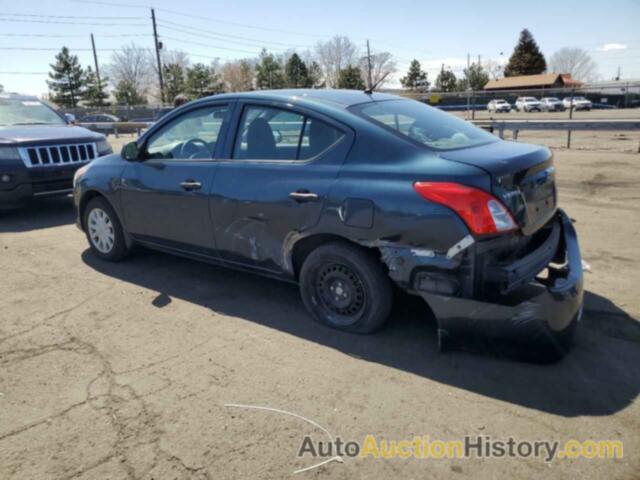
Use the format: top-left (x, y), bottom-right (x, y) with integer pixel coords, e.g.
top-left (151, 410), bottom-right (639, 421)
top-left (83, 66), bottom-right (109, 106)
top-left (163, 63), bottom-right (186, 103)
top-left (337, 65), bottom-right (365, 89)
top-left (284, 53), bottom-right (309, 88)
top-left (435, 68), bottom-right (457, 92)
top-left (400, 59), bottom-right (429, 91)
top-left (47, 47), bottom-right (85, 108)
top-left (307, 61), bottom-right (324, 88)
top-left (504, 29), bottom-right (547, 76)
top-left (186, 63), bottom-right (221, 98)
top-left (114, 80), bottom-right (147, 105)
top-left (461, 62), bottom-right (489, 91)
top-left (255, 49), bottom-right (285, 89)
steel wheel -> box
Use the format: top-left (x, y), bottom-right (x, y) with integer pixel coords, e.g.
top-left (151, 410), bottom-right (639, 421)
top-left (315, 262), bottom-right (366, 326)
top-left (87, 207), bottom-right (115, 254)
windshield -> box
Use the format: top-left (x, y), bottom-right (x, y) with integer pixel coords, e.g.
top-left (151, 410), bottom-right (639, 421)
top-left (496, 100), bottom-right (508, 104)
top-left (574, 96), bottom-right (587, 101)
top-left (523, 97), bottom-right (538, 102)
top-left (0, 97), bottom-right (65, 126)
top-left (351, 100), bottom-right (497, 151)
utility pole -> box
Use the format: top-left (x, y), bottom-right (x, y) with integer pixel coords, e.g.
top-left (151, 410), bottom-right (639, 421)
top-left (151, 8), bottom-right (165, 104)
top-left (90, 33), bottom-right (102, 99)
top-left (366, 40), bottom-right (373, 90)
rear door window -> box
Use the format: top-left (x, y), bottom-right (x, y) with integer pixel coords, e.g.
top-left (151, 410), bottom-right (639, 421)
top-left (233, 105), bottom-right (344, 161)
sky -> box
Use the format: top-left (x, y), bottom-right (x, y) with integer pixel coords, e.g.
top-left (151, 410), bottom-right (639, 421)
top-left (0, 0), bottom-right (639, 97)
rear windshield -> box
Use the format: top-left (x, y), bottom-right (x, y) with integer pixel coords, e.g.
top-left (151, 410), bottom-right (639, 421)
top-left (0, 97), bottom-right (65, 126)
top-left (351, 99), bottom-right (497, 151)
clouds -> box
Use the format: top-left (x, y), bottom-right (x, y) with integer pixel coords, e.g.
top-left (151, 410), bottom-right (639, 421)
top-left (597, 43), bottom-right (628, 52)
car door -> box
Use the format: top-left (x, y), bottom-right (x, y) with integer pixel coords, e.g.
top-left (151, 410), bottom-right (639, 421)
top-left (210, 102), bottom-right (353, 273)
top-left (120, 102), bottom-right (231, 255)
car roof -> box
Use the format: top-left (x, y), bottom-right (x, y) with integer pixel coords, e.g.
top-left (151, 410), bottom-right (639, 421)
top-left (190, 89), bottom-right (402, 109)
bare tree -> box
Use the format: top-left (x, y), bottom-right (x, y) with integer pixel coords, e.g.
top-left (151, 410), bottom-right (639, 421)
top-left (314, 35), bottom-right (359, 88)
top-left (483, 59), bottom-right (504, 80)
top-left (359, 51), bottom-right (396, 89)
top-left (220, 59), bottom-right (255, 92)
top-left (107, 43), bottom-right (154, 100)
top-left (549, 47), bottom-right (599, 82)
top-left (159, 50), bottom-right (190, 70)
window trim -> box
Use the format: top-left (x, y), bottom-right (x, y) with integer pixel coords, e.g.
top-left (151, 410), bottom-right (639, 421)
top-left (228, 102), bottom-right (348, 165)
top-left (140, 103), bottom-right (231, 163)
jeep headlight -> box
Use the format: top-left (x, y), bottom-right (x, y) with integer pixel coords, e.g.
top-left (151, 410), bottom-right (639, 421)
top-left (96, 139), bottom-right (113, 156)
top-left (0, 146), bottom-right (22, 161)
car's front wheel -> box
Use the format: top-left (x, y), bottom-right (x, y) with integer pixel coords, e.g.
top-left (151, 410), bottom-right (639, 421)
top-left (299, 242), bottom-right (393, 333)
top-left (84, 196), bottom-right (130, 261)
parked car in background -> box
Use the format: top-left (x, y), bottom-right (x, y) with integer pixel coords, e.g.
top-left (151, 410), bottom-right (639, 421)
top-left (515, 97), bottom-right (542, 112)
top-left (78, 113), bottom-right (139, 135)
top-left (487, 99), bottom-right (511, 113)
top-left (540, 97), bottom-right (565, 112)
top-left (73, 89), bottom-right (583, 359)
top-left (562, 96), bottom-right (592, 111)
top-left (0, 93), bottom-right (112, 208)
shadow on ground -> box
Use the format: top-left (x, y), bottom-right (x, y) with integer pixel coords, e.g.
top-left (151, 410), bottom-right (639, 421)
top-left (82, 248), bottom-right (640, 418)
top-left (0, 196), bottom-right (75, 233)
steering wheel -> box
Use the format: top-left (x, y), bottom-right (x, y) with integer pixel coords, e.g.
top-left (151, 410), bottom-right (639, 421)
top-left (178, 138), bottom-right (210, 159)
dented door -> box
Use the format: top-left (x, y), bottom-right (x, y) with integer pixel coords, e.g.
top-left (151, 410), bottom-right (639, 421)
top-left (209, 104), bottom-right (353, 273)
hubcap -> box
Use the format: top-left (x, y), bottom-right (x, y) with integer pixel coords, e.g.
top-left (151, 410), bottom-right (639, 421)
top-left (315, 263), bottom-right (365, 325)
top-left (88, 208), bottom-right (115, 254)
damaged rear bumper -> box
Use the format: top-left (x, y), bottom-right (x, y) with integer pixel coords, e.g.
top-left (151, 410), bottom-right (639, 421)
top-left (421, 209), bottom-right (583, 344)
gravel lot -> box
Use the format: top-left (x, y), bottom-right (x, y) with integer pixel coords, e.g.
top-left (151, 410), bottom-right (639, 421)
top-left (1, 127), bottom-right (639, 479)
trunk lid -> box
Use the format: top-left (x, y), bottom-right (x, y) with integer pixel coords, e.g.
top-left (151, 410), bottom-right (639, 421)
top-left (440, 141), bottom-right (557, 236)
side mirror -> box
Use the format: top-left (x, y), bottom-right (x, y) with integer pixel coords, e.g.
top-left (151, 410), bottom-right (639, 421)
top-left (121, 141), bottom-right (140, 161)
top-left (65, 113), bottom-right (76, 124)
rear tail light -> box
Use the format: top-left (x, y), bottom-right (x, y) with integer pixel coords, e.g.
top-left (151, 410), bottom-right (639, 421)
top-left (413, 182), bottom-right (517, 235)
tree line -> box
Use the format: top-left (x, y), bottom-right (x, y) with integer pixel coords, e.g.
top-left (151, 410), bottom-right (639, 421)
top-left (46, 29), bottom-right (598, 108)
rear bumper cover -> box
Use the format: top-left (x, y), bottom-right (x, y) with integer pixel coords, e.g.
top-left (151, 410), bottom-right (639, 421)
top-left (420, 209), bottom-right (583, 342)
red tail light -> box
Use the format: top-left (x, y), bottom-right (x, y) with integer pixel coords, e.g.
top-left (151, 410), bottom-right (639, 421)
top-left (413, 182), bottom-right (517, 235)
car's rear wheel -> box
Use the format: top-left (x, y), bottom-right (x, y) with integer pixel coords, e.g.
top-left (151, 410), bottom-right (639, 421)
top-left (299, 242), bottom-right (393, 333)
top-left (84, 196), bottom-right (130, 261)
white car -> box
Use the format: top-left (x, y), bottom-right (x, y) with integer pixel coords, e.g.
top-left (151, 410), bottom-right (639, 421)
top-left (562, 96), bottom-right (592, 111)
top-left (487, 99), bottom-right (511, 113)
top-left (540, 97), bottom-right (565, 112)
top-left (515, 97), bottom-right (542, 112)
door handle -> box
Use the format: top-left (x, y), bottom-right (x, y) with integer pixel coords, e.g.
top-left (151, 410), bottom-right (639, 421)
top-left (289, 190), bottom-right (319, 202)
top-left (180, 180), bottom-right (202, 191)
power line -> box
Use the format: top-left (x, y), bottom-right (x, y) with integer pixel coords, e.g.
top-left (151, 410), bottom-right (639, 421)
top-left (160, 35), bottom-right (272, 56)
top-left (0, 12), bottom-right (144, 19)
top-left (0, 33), bottom-right (152, 38)
top-left (0, 17), bottom-right (146, 26)
top-left (0, 71), bottom-right (49, 75)
top-left (156, 19), bottom-right (312, 49)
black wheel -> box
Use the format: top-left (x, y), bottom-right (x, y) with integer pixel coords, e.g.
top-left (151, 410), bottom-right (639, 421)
top-left (299, 242), bottom-right (393, 333)
top-left (83, 196), bottom-right (130, 261)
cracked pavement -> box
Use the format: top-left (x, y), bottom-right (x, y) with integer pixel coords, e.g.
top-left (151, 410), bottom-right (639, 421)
top-left (1, 147), bottom-right (639, 479)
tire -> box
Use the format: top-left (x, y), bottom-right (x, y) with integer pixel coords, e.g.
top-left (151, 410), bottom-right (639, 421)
top-left (299, 242), bottom-right (393, 334)
top-left (83, 196), bottom-right (130, 261)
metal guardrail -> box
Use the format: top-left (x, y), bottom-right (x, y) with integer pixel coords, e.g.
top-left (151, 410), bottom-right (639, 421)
top-left (77, 119), bottom-right (640, 152)
top-left (77, 121), bottom-right (153, 137)
top-left (473, 119), bottom-right (640, 151)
